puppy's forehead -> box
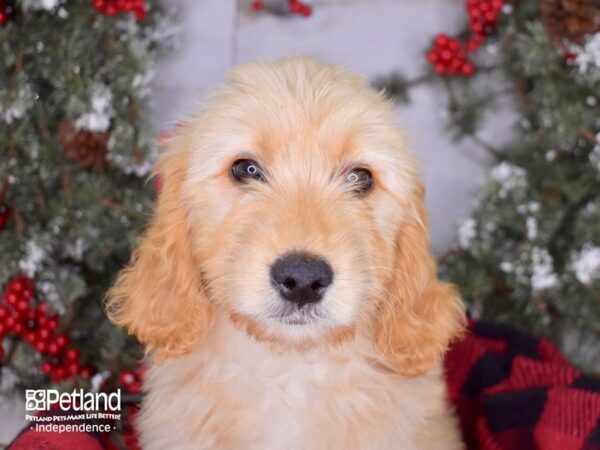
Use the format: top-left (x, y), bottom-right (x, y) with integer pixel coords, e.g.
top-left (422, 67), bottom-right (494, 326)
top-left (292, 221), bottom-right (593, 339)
top-left (185, 59), bottom-right (418, 196)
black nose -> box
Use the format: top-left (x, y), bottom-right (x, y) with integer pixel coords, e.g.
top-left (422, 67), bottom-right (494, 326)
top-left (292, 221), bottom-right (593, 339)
top-left (270, 253), bottom-right (334, 306)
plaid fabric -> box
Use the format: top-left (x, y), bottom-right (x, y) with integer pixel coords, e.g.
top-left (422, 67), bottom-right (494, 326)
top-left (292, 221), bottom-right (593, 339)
top-left (445, 321), bottom-right (600, 450)
top-left (9, 321), bottom-right (600, 450)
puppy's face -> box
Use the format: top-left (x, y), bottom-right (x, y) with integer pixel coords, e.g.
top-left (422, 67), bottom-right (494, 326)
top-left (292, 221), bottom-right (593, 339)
top-left (107, 59), bottom-right (464, 375)
top-left (180, 63), bottom-right (418, 347)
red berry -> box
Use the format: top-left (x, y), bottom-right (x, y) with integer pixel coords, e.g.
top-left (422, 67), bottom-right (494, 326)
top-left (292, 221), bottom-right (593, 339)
top-left (67, 362), bottom-right (80, 375)
top-left (25, 331), bottom-right (37, 345)
top-left (47, 342), bottom-right (60, 356)
top-left (128, 381), bottom-right (142, 394)
top-left (35, 340), bottom-right (48, 354)
top-left (12, 321), bottom-right (24, 335)
top-left (5, 314), bottom-right (16, 329)
top-left (52, 366), bottom-right (66, 382)
top-left (9, 278), bottom-right (27, 293)
top-left (41, 361), bottom-right (53, 375)
top-left (450, 58), bottom-right (462, 72)
top-left (5, 292), bottom-right (18, 305)
top-left (469, 7), bottom-right (481, 18)
top-left (35, 303), bottom-right (49, 316)
top-left (134, 7), bottom-right (146, 20)
top-left (65, 348), bottom-right (80, 362)
top-left (290, 0), bottom-right (301, 12)
top-left (461, 62), bottom-right (475, 76)
top-left (47, 316), bottom-right (58, 331)
top-left (300, 4), bottom-right (312, 16)
top-left (54, 334), bottom-right (69, 349)
top-left (251, 1), bottom-right (263, 10)
top-left (435, 34), bottom-right (449, 47)
top-left (79, 367), bottom-right (93, 379)
top-left (426, 51), bottom-right (438, 63)
top-left (37, 327), bottom-right (50, 339)
top-left (16, 299), bottom-right (30, 313)
top-left (440, 50), bottom-right (452, 61)
top-left (467, 39), bottom-right (481, 52)
top-left (119, 369), bottom-right (137, 386)
top-left (37, 315), bottom-right (47, 327)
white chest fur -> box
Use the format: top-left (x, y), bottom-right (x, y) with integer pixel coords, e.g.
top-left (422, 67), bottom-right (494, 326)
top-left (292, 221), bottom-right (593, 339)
top-left (137, 317), bottom-right (461, 450)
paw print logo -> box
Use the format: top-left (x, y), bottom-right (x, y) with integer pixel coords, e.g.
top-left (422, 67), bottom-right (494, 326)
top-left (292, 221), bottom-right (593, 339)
top-left (25, 390), bottom-right (46, 411)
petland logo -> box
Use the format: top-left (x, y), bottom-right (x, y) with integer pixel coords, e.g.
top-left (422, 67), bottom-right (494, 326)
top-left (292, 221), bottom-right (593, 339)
top-left (24, 389), bottom-right (121, 433)
top-left (25, 389), bottom-right (121, 412)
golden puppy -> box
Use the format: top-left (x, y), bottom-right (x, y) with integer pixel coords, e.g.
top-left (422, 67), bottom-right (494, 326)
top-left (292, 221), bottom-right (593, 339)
top-left (106, 58), bottom-right (466, 450)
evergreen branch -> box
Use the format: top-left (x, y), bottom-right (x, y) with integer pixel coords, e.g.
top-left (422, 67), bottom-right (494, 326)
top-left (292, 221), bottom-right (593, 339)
top-left (35, 174), bottom-right (48, 216)
top-left (7, 141), bottom-right (17, 159)
top-left (548, 190), bottom-right (597, 272)
top-left (13, 206), bottom-right (24, 238)
top-left (475, 65), bottom-right (499, 74)
top-left (577, 127), bottom-right (598, 144)
top-left (404, 73), bottom-right (434, 88)
top-left (13, 47), bottom-right (23, 75)
top-left (97, 197), bottom-right (123, 211)
top-left (373, 72), bottom-right (434, 103)
top-left (60, 170), bottom-right (72, 205)
top-left (0, 179), bottom-right (8, 202)
top-left (468, 134), bottom-right (504, 161)
top-left (0, 338), bottom-right (20, 381)
top-left (514, 79), bottom-right (533, 114)
top-left (437, 247), bottom-right (459, 265)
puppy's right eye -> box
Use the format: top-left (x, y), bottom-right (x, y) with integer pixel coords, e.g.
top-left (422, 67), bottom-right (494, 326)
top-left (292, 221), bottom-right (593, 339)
top-left (231, 159), bottom-right (264, 183)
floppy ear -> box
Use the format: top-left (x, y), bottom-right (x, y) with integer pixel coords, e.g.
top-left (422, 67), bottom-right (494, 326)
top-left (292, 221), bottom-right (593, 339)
top-left (105, 150), bottom-right (212, 360)
top-left (375, 186), bottom-right (466, 377)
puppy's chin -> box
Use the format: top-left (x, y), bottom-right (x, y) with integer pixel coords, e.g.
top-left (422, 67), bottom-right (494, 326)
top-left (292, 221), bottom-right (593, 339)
top-left (269, 301), bottom-right (327, 325)
top-left (228, 310), bottom-right (355, 352)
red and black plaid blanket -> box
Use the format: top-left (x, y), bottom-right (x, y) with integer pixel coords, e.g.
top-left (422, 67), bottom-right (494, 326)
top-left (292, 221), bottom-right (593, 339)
top-left (445, 321), bottom-right (600, 450)
top-left (9, 321), bottom-right (600, 450)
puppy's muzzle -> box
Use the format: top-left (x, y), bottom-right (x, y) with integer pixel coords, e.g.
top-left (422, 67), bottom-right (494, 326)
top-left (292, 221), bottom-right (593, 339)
top-left (270, 253), bottom-right (333, 306)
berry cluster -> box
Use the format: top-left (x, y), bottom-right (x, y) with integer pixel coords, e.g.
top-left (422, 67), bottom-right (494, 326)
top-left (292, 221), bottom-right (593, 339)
top-left (0, 0), bottom-right (14, 25)
top-left (0, 275), bottom-right (93, 382)
top-left (251, 0), bottom-right (312, 17)
top-left (0, 204), bottom-right (10, 229)
top-left (427, 0), bottom-right (505, 77)
top-left (466, 0), bottom-right (505, 51)
top-left (119, 366), bottom-right (144, 394)
top-left (93, 0), bottom-right (146, 21)
top-left (427, 35), bottom-right (475, 77)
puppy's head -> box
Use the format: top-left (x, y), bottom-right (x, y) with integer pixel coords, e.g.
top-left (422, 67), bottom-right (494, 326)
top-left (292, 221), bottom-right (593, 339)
top-left (106, 58), bottom-right (465, 377)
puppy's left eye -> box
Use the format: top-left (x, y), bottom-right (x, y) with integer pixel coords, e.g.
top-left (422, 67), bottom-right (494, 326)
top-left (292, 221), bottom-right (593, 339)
top-left (231, 159), bottom-right (265, 183)
top-left (345, 168), bottom-right (373, 194)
